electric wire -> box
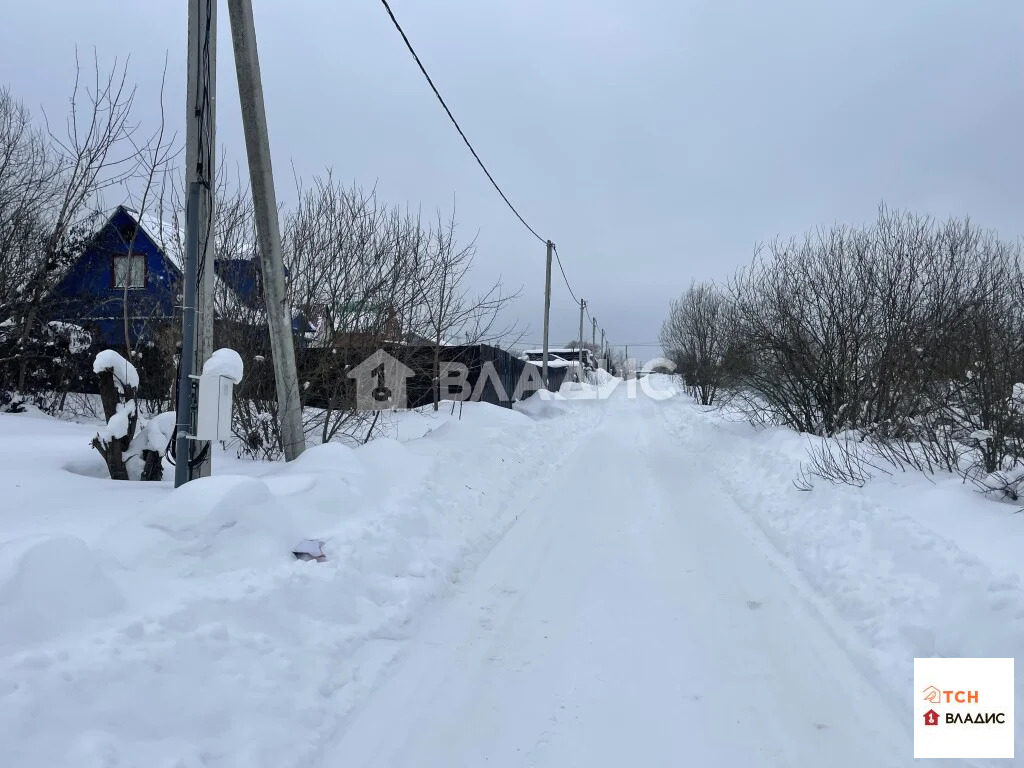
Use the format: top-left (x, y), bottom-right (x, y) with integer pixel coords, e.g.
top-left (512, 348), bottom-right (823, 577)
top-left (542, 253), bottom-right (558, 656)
top-left (377, 0), bottom-right (615, 340)
top-left (378, 0), bottom-right (545, 245)
top-left (551, 243), bottom-right (580, 306)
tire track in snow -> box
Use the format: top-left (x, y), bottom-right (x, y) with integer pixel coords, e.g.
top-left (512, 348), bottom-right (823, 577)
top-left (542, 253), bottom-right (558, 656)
top-left (323, 389), bottom-right (911, 767)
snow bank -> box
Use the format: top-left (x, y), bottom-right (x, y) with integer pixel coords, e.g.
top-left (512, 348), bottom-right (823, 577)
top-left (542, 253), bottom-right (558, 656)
top-left (660, 399), bottom-right (1024, 758)
top-left (202, 347), bottom-right (244, 384)
top-left (93, 350), bottom-right (139, 392)
top-left (289, 440), bottom-right (363, 475)
top-left (516, 392), bottom-right (575, 420)
top-left (0, 535), bottom-right (124, 652)
top-left (554, 375), bottom-right (624, 401)
top-left (0, 395), bottom-right (603, 768)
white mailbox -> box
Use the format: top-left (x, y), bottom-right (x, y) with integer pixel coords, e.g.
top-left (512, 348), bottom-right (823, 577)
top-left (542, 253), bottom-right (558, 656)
top-left (195, 373), bottom-right (234, 441)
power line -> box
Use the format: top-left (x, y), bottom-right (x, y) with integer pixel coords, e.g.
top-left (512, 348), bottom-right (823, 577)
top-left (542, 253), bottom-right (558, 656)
top-left (378, 0), bottom-right (545, 244)
top-left (379, 1), bottom-right (605, 338)
top-left (551, 243), bottom-right (581, 306)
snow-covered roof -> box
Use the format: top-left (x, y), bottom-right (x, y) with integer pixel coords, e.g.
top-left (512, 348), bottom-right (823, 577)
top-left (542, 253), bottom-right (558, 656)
top-left (137, 213), bottom-right (184, 258)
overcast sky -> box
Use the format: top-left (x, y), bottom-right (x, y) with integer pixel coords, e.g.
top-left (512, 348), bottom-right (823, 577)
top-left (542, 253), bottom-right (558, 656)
top-left (3, 0), bottom-right (1023, 357)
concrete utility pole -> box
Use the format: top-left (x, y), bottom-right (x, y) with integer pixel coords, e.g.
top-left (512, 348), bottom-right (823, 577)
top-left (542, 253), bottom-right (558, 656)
top-left (592, 316), bottom-right (597, 351)
top-left (601, 329), bottom-right (606, 362)
top-left (183, 0), bottom-right (217, 478)
top-left (174, 182), bottom-right (201, 488)
top-left (542, 240), bottom-right (553, 387)
top-left (625, 344), bottom-right (629, 377)
top-left (227, 0), bottom-right (305, 460)
top-left (578, 299), bottom-right (586, 382)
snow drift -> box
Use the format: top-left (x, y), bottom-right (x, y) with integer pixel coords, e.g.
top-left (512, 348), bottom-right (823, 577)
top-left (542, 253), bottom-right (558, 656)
top-left (0, 400), bottom-right (602, 768)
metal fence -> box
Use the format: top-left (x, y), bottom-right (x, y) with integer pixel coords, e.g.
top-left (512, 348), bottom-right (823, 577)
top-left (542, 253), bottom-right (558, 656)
top-left (2, 336), bottom-right (568, 412)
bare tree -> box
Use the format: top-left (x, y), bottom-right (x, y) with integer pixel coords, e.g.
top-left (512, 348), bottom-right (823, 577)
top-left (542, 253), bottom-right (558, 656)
top-left (114, 54), bottom-right (180, 358)
top-left (415, 208), bottom-right (520, 410)
top-left (7, 53), bottom-right (141, 392)
top-left (284, 174), bottom-right (424, 444)
top-left (659, 281), bottom-right (737, 405)
top-left (0, 88), bottom-right (55, 321)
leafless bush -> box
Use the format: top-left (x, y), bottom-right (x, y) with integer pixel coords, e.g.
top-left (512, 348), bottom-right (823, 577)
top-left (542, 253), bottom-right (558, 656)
top-left (796, 435), bottom-right (892, 489)
top-left (285, 174), bottom-right (425, 440)
top-left (668, 204), bottom-right (1024, 497)
top-left (721, 207), bottom-right (1015, 434)
top-left (659, 282), bottom-right (739, 405)
top-left (231, 394), bottom-right (281, 461)
top-left (218, 174), bottom-right (523, 454)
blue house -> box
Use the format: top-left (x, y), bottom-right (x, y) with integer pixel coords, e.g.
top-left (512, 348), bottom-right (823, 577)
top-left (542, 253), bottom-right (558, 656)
top-left (45, 206), bottom-right (311, 349)
top-left (45, 206), bottom-right (180, 348)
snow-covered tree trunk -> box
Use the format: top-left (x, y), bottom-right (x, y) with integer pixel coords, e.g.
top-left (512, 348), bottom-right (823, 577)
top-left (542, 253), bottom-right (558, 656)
top-left (91, 367), bottom-right (137, 481)
top-left (90, 349), bottom-right (164, 481)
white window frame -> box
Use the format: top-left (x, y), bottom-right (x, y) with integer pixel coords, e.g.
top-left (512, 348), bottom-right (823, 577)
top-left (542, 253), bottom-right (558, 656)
top-left (113, 254), bottom-right (146, 290)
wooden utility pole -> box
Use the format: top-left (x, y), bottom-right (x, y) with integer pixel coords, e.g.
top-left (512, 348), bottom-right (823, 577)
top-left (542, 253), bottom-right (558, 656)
top-left (592, 316), bottom-right (597, 351)
top-left (542, 240), bottom-right (553, 387)
top-left (578, 299), bottom-right (586, 382)
top-left (181, 0), bottom-right (217, 480)
top-left (601, 329), bottom-right (606, 362)
top-left (227, 0), bottom-right (305, 460)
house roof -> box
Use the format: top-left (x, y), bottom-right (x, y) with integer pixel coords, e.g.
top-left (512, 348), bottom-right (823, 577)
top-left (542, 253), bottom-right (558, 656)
top-left (523, 348), bottom-right (583, 356)
top-left (215, 258), bottom-right (264, 309)
top-left (124, 207), bottom-right (311, 333)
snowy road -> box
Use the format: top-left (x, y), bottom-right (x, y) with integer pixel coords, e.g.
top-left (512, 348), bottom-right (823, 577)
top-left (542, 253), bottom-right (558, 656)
top-left (328, 386), bottom-right (911, 767)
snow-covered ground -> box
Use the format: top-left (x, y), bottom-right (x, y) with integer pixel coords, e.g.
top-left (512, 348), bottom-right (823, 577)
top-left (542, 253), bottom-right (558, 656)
top-left (0, 378), bottom-right (1020, 766)
top-left (0, 396), bottom-right (602, 767)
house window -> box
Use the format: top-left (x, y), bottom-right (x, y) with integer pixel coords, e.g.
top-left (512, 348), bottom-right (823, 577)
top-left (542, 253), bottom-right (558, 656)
top-left (113, 254), bottom-right (145, 289)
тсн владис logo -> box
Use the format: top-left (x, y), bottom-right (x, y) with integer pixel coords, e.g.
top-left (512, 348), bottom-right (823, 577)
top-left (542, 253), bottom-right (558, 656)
top-left (914, 658), bottom-right (1014, 759)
